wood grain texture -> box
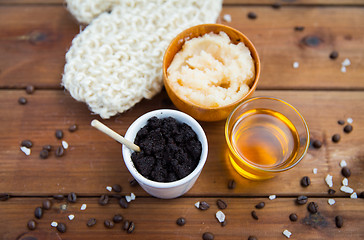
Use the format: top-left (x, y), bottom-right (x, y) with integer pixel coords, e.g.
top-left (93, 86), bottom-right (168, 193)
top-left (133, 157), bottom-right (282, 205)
top-left (0, 197), bottom-right (363, 240)
top-left (0, 90), bottom-right (363, 196)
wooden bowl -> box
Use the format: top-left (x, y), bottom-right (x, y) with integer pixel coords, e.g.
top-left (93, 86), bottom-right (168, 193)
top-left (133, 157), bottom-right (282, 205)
top-left (163, 24), bottom-right (260, 122)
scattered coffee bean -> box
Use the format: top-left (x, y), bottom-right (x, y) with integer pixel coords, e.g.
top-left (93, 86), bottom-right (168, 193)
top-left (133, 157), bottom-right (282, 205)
top-left (341, 167), bottom-right (351, 178)
top-left (343, 124), bottom-right (353, 133)
top-left (57, 223), bottom-right (67, 233)
top-left (247, 12), bottom-right (257, 19)
top-left (127, 221), bottom-right (135, 233)
top-left (255, 202), bottom-right (265, 209)
top-left (302, 35), bottom-right (321, 47)
top-left (42, 145), bottom-right (52, 151)
top-left (300, 176), bottom-right (311, 187)
top-left (332, 134), bottom-right (341, 143)
top-left (113, 214), bottom-right (123, 223)
top-left (228, 179), bottom-right (236, 189)
top-left (176, 217), bottom-right (186, 226)
top-left (248, 236), bottom-right (257, 240)
top-left (202, 232), bottom-right (215, 240)
top-left (217, 199), bottom-right (227, 210)
top-left (67, 192), bottom-right (77, 203)
top-left (289, 213), bottom-right (298, 222)
top-left (328, 189), bottom-right (336, 195)
top-left (123, 220), bottom-right (130, 230)
top-left (307, 202), bottom-right (318, 214)
top-left (21, 140), bottom-right (33, 148)
top-left (26, 85), bottom-right (35, 94)
top-left (0, 193), bottom-right (10, 201)
top-left (112, 184), bottom-right (122, 193)
top-left (272, 3), bottom-right (281, 9)
top-left (39, 149), bottom-right (49, 159)
top-left (119, 198), bottom-right (128, 208)
top-left (104, 219), bottom-right (114, 229)
top-left (87, 218), bottom-right (97, 227)
top-left (55, 146), bottom-right (64, 157)
top-left (98, 194), bottom-right (109, 206)
top-left (27, 219), bottom-right (37, 230)
top-left (68, 124), bottom-right (78, 132)
top-left (34, 207), bottom-right (43, 219)
top-left (129, 179), bottom-right (138, 187)
top-left (296, 195), bottom-right (308, 205)
top-left (294, 26), bottom-right (305, 31)
top-left (251, 210), bottom-right (259, 220)
top-left (330, 51), bottom-right (339, 60)
top-left (335, 215), bottom-right (343, 228)
top-left (42, 199), bottom-right (52, 210)
top-left (55, 130), bottom-right (64, 140)
top-left (199, 201), bottom-right (210, 210)
top-left (312, 139), bottom-right (322, 149)
top-left (221, 220), bottom-right (227, 227)
top-left (53, 194), bottom-right (64, 200)
top-left (18, 97), bottom-right (27, 105)
top-left (338, 120), bottom-right (345, 125)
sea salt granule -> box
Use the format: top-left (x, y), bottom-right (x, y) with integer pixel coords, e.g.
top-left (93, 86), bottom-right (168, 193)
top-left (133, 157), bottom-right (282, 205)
top-left (340, 186), bottom-right (354, 194)
top-left (62, 140), bottom-right (69, 149)
top-left (328, 199), bottom-right (336, 205)
top-left (269, 195), bottom-right (276, 200)
top-left (325, 174), bottom-right (333, 188)
top-left (342, 58), bottom-right (351, 66)
top-left (68, 214), bottom-right (75, 220)
top-left (125, 195), bottom-right (132, 203)
top-left (313, 168), bottom-right (318, 174)
top-left (80, 204), bottom-right (87, 210)
top-left (350, 192), bottom-right (357, 199)
top-left (195, 201), bottom-right (200, 209)
top-left (51, 221), bottom-right (58, 227)
top-left (341, 66), bottom-right (346, 73)
top-left (283, 229), bottom-right (292, 238)
top-left (20, 146), bottom-right (31, 156)
top-left (347, 118), bottom-right (353, 124)
top-left (340, 160), bottom-right (347, 168)
top-left (216, 211), bottom-right (226, 223)
top-left (342, 178), bottom-right (348, 186)
top-left (106, 186), bottom-right (112, 192)
top-left (223, 14), bottom-right (232, 22)
top-left (293, 62), bottom-right (299, 69)
top-left (131, 192), bottom-right (136, 201)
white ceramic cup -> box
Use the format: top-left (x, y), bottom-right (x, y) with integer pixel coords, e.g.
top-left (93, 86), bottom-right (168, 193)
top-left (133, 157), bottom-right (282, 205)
top-left (122, 109), bottom-right (208, 199)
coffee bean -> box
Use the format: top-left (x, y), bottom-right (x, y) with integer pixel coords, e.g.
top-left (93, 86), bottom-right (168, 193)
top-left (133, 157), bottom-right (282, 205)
top-left (55, 130), bottom-right (63, 140)
top-left (296, 195), bottom-right (308, 205)
top-left (307, 202), bottom-right (318, 214)
top-left (67, 192), bottom-right (77, 203)
top-left (0, 193), bottom-right (10, 201)
top-left (302, 36), bottom-right (321, 47)
top-left (289, 213), bottom-right (298, 222)
top-left (21, 140), bottom-right (33, 148)
top-left (358, 191), bottom-right (364, 198)
top-left (123, 220), bottom-right (130, 230)
top-left (42, 145), bottom-right (52, 151)
top-left (312, 139), bottom-right (322, 149)
top-left (341, 167), bottom-right (351, 178)
top-left (248, 236), bottom-right (257, 240)
top-left (98, 194), bottom-right (109, 206)
top-left (87, 218), bottom-right (97, 227)
top-left (34, 207), bottom-right (43, 219)
top-left (119, 198), bottom-right (128, 209)
top-left (176, 217), bottom-right (186, 226)
top-left (129, 179), bottom-right (138, 187)
top-left (68, 124), bottom-right (78, 132)
top-left (338, 120), bottom-right (345, 125)
top-left (328, 189), bottom-right (336, 195)
top-left (247, 12), bottom-right (257, 19)
top-left (53, 194), bottom-right (64, 200)
top-left (255, 202), bottom-right (265, 209)
top-left (294, 26), bottom-right (305, 31)
top-left (113, 214), bottom-right (123, 223)
top-left (104, 219), bottom-right (114, 229)
top-left (57, 223), bottom-right (67, 233)
top-left (26, 85), bottom-right (35, 94)
top-left (112, 184), bottom-right (122, 193)
top-left (203, 232), bottom-right (214, 240)
top-left (330, 51), bottom-right (339, 60)
top-left (55, 146), bottom-right (64, 157)
top-left (27, 220), bottom-right (36, 230)
top-left (217, 199), bottom-right (227, 210)
top-left (127, 221), bottom-right (135, 234)
top-left (228, 179), bottom-right (236, 189)
top-left (332, 134), bottom-right (341, 143)
top-left (39, 149), bottom-right (49, 159)
top-left (42, 199), bottom-right (52, 210)
top-left (335, 215), bottom-right (343, 228)
top-left (199, 201), bottom-right (210, 210)
top-left (18, 97), bottom-right (27, 105)
top-left (251, 210), bottom-right (259, 220)
top-left (272, 3), bottom-right (281, 9)
top-left (300, 176), bottom-right (311, 187)
top-left (221, 220), bottom-right (227, 227)
top-left (343, 124), bottom-right (353, 133)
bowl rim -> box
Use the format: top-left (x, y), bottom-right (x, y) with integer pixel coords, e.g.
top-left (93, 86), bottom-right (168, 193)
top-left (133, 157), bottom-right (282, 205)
top-left (122, 109), bottom-right (208, 188)
top-left (163, 23), bottom-right (261, 111)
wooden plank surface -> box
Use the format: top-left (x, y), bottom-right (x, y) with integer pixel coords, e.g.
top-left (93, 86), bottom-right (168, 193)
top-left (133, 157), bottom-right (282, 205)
top-left (1, 90), bottom-right (363, 196)
top-left (1, 6), bottom-right (364, 89)
top-left (1, 197), bottom-right (363, 240)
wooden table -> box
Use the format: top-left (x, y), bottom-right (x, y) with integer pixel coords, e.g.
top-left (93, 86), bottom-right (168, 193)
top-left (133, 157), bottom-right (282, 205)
top-left (1, 0), bottom-right (363, 239)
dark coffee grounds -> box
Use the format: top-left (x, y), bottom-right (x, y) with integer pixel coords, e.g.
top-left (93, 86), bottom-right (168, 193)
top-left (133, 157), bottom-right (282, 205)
top-left (131, 117), bottom-right (202, 182)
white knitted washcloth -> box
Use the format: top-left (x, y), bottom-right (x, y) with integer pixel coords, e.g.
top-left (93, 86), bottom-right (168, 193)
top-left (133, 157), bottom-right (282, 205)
top-left (62, 0), bottom-right (222, 119)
